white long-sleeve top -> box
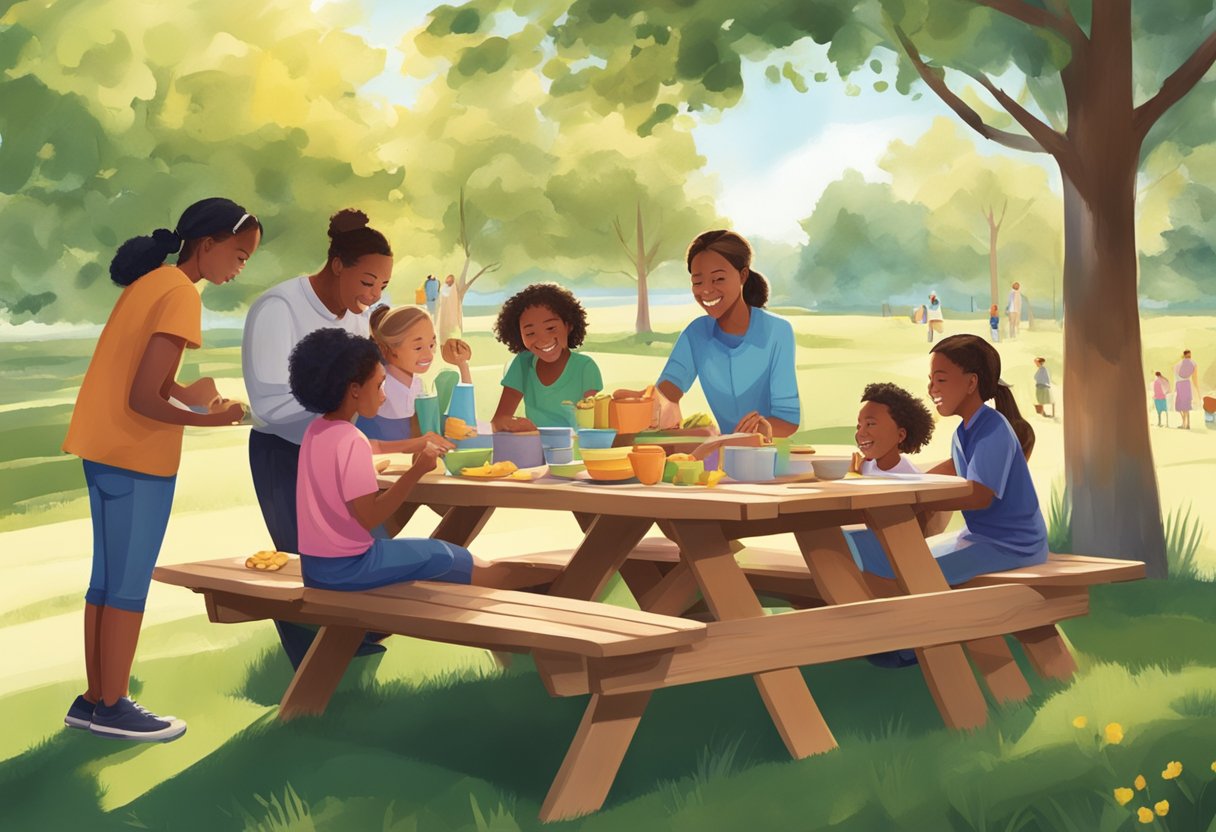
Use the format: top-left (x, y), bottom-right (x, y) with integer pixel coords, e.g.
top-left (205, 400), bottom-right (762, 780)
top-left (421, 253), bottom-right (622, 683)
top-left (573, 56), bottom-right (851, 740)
top-left (242, 275), bottom-right (370, 445)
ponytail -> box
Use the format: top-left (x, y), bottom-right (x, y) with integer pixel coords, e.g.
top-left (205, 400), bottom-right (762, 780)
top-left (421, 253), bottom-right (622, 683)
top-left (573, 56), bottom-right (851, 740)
top-left (109, 197), bottom-right (260, 286)
top-left (931, 333), bottom-right (1035, 460)
top-left (994, 383), bottom-right (1035, 460)
top-left (743, 269), bottom-right (769, 308)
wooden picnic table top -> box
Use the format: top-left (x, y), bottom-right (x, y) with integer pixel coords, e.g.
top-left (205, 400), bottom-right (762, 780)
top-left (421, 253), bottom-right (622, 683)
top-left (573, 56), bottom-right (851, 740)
top-left (376, 471), bottom-right (974, 521)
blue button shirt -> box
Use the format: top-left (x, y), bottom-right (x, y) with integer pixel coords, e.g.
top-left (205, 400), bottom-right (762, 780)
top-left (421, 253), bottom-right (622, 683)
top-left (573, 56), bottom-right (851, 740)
top-left (951, 405), bottom-right (1048, 558)
top-left (657, 308), bottom-right (800, 433)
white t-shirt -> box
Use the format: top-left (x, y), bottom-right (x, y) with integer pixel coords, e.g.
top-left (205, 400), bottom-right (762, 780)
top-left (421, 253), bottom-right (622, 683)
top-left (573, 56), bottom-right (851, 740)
top-left (380, 368), bottom-right (423, 420)
top-left (860, 455), bottom-right (921, 476)
top-left (242, 276), bottom-right (371, 445)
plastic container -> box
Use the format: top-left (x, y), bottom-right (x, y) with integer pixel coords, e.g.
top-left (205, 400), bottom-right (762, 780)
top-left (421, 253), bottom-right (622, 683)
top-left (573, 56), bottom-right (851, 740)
top-left (492, 432), bottom-right (545, 468)
top-left (610, 398), bottom-right (653, 434)
top-left (577, 428), bottom-right (617, 449)
top-left (446, 383), bottom-right (477, 427)
top-left (811, 456), bottom-right (852, 480)
top-left (443, 447), bottom-right (493, 476)
top-left (628, 450), bottom-right (665, 485)
top-left (544, 446), bottom-right (574, 465)
top-left (593, 394), bottom-right (611, 429)
top-left (575, 405), bottom-right (596, 429)
top-left (539, 427), bottom-right (575, 449)
top-left (723, 446), bottom-right (777, 482)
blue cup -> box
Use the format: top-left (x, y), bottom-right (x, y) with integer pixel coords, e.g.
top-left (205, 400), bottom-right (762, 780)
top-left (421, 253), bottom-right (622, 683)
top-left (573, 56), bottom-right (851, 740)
top-left (544, 446), bottom-right (574, 465)
top-left (723, 446), bottom-right (777, 482)
top-left (539, 427), bottom-right (574, 449)
top-left (446, 383), bottom-right (477, 427)
top-left (577, 428), bottom-right (617, 449)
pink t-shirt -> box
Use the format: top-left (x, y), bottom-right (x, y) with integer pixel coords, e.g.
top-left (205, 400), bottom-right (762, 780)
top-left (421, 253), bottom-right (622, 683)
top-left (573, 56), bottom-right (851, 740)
top-left (297, 418), bottom-right (378, 557)
top-left (1153, 377), bottom-right (1169, 399)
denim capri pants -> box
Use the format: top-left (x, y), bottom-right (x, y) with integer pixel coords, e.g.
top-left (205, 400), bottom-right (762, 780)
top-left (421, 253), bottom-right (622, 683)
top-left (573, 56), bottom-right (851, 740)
top-left (301, 538), bottom-right (474, 591)
top-left (844, 528), bottom-right (1047, 587)
top-left (83, 459), bottom-right (177, 613)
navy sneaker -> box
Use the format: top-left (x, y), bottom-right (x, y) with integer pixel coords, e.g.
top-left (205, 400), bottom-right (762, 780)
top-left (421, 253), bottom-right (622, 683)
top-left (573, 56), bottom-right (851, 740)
top-left (64, 694), bottom-right (96, 730)
top-left (865, 649), bottom-right (920, 669)
top-left (89, 698), bottom-right (186, 743)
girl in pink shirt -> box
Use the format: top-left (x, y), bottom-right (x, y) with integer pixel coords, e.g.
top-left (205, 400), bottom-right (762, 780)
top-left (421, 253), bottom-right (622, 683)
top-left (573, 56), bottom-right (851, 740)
top-left (290, 329), bottom-right (501, 590)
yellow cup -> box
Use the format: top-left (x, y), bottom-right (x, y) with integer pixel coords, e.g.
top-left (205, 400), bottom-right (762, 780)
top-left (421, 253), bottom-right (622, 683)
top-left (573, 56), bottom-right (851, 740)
top-left (575, 405), bottom-right (596, 429)
top-left (594, 395), bottom-right (611, 429)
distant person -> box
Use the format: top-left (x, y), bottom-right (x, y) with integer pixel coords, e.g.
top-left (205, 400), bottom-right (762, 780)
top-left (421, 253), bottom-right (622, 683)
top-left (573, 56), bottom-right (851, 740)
top-left (1175, 349), bottom-right (1198, 430)
top-left (424, 274), bottom-right (439, 317)
top-left (1151, 371), bottom-right (1171, 427)
top-left (926, 292), bottom-right (944, 343)
top-left (989, 304), bottom-right (1000, 343)
top-left (62, 198), bottom-right (259, 742)
top-left (1033, 357), bottom-right (1054, 418)
top-left (1006, 281), bottom-right (1023, 339)
top-left (436, 273), bottom-right (461, 341)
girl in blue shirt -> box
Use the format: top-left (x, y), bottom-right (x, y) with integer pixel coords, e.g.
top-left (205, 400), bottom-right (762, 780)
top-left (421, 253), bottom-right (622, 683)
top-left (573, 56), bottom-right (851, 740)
top-left (615, 230), bottom-right (800, 439)
top-left (847, 334), bottom-right (1047, 587)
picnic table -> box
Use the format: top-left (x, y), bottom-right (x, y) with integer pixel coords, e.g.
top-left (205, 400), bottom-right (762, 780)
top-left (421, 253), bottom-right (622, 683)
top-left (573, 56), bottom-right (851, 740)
top-left (157, 470), bottom-right (1141, 821)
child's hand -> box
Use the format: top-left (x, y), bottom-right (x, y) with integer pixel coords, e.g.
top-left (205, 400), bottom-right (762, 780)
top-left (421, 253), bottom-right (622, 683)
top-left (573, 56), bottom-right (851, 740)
top-left (850, 452), bottom-right (864, 475)
top-left (441, 339), bottom-right (472, 367)
top-left (412, 443), bottom-right (442, 471)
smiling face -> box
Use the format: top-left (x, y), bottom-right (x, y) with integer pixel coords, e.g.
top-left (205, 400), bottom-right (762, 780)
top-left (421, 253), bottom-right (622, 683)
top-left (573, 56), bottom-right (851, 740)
top-left (385, 317), bottom-right (437, 376)
top-left (519, 304), bottom-right (570, 363)
top-left (855, 401), bottom-right (906, 461)
top-left (198, 226), bottom-right (261, 286)
top-left (352, 363), bottom-right (387, 419)
top-left (334, 253), bottom-right (393, 315)
top-left (689, 249), bottom-right (746, 319)
top-left (928, 352), bottom-right (978, 417)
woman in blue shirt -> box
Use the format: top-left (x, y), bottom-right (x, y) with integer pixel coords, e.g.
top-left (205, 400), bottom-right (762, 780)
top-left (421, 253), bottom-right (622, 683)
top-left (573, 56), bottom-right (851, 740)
top-left (616, 230), bottom-right (800, 439)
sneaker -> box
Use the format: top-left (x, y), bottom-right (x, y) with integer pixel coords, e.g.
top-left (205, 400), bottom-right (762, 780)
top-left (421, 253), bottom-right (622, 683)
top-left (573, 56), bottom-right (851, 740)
top-left (865, 649), bottom-right (920, 669)
top-left (89, 698), bottom-right (187, 743)
top-left (64, 694), bottom-right (96, 730)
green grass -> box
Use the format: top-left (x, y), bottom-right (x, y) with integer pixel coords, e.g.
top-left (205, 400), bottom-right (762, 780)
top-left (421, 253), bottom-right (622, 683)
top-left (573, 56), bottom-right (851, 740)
top-left (1165, 503), bottom-right (1207, 580)
top-left (1048, 480), bottom-right (1073, 555)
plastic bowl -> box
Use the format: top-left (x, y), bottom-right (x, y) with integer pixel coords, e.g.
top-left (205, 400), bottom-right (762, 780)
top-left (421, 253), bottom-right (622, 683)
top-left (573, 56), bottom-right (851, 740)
top-left (492, 432), bottom-right (545, 468)
top-left (609, 398), bottom-right (653, 434)
top-left (723, 446), bottom-right (777, 482)
top-left (577, 428), bottom-right (618, 449)
top-left (544, 446), bottom-right (574, 465)
top-left (539, 427), bottom-right (575, 449)
top-left (811, 456), bottom-right (852, 480)
top-left (442, 447), bottom-right (493, 476)
top-left (548, 461), bottom-right (586, 479)
top-left (585, 458), bottom-right (635, 481)
top-left (579, 447), bottom-right (630, 462)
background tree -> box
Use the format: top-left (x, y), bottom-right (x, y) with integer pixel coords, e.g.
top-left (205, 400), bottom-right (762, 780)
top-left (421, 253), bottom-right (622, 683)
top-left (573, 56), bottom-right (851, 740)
top-left (544, 0), bottom-right (1216, 577)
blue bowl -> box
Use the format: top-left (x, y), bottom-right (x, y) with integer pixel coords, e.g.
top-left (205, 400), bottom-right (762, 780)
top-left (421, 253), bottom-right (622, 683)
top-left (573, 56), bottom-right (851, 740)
top-left (544, 446), bottom-right (574, 465)
top-left (539, 427), bottom-right (575, 449)
top-left (577, 428), bottom-right (618, 449)
top-left (454, 434), bottom-right (493, 450)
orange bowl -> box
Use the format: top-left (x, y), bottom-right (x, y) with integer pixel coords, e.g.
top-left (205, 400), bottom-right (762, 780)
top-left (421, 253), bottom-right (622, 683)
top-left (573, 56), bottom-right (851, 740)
top-left (610, 398), bottom-right (653, 434)
top-left (584, 457), bottom-right (635, 481)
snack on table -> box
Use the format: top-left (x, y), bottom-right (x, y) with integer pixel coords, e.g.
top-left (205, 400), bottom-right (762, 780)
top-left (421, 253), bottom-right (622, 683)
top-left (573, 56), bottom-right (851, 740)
top-left (681, 412), bottom-right (713, 429)
top-left (461, 460), bottom-right (519, 477)
top-left (574, 396), bottom-right (596, 411)
top-left (790, 445), bottom-right (816, 455)
top-left (699, 470), bottom-right (726, 488)
top-left (245, 550), bottom-right (291, 571)
top-left (665, 453), bottom-right (695, 462)
top-left (444, 416), bottom-right (477, 440)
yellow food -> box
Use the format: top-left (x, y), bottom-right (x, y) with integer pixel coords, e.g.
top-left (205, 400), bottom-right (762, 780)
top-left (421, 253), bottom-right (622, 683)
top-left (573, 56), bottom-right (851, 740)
top-left (462, 460), bottom-right (519, 477)
top-left (245, 550), bottom-right (292, 571)
top-left (510, 469), bottom-right (536, 480)
top-left (444, 417), bottom-right (477, 440)
top-left (575, 396), bottom-right (595, 410)
top-left (699, 470), bottom-right (726, 488)
top-left (790, 445), bottom-right (816, 455)
top-left (666, 453), bottom-right (695, 462)
top-left (681, 412), bottom-right (713, 429)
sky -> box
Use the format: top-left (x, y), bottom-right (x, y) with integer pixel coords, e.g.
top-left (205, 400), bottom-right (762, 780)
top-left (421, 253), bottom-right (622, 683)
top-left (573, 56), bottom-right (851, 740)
top-left (346, 1), bottom-right (1058, 247)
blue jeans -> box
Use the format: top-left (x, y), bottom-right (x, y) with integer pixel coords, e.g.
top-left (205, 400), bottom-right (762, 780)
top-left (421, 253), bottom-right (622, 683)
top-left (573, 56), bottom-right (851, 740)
top-left (302, 538), bottom-right (474, 591)
top-left (844, 529), bottom-right (1047, 586)
top-left (83, 460), bottom-right (177, 613)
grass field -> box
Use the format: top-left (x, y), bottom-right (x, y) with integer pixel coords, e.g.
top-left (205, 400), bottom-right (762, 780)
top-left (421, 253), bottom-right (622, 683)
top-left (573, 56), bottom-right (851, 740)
top-left (1, 301), bottom-right (1213, 830)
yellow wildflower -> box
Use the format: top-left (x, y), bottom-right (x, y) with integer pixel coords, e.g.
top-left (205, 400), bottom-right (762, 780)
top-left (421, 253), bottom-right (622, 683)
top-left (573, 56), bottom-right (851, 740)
top-left (1162, 761), bottom-right (1182, 780)
top-left (1104, 722), bottom-right (1124, 744)
top-left (1072, 716), bottom-right (1088, 729)
top-left (1137, 807), bottom-right (1154, 824)
top-left (1135, 774), bottom-right (1146, 790)
top-left (1155, 800), bottom-right (1169, 817)
top-left (1114, 788), bottom-right (1134, 806)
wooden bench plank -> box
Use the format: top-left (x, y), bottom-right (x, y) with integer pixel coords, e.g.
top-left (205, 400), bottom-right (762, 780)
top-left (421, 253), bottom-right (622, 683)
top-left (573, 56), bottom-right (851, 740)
top-left (592, 585), bottom-right (1087, 696)
top-left (154, 559), bottom-right (305, 600)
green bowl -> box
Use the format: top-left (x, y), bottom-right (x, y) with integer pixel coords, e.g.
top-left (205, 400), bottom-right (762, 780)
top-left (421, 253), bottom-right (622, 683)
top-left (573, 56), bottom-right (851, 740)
top-left (549, 461), bottom-right (586, 479)
top-left (443, 447), bottom-right (493, 476)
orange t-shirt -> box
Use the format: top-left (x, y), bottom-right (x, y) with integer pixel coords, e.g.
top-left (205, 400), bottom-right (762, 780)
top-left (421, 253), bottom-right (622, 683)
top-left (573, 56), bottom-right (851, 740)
top-left (62, 266), bottom-right (203, 477)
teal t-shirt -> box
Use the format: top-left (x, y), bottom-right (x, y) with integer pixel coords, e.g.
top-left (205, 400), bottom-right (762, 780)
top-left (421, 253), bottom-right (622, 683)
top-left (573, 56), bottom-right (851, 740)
top-left (501, 351), bottom-right (603, 427)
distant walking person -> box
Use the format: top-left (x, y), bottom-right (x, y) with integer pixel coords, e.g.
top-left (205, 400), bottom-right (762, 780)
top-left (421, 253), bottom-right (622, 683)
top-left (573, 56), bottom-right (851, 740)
top-left (1006, 281), bottom-right (1023, 339)
top-left (1033, 357), bottom-right (1054, 418)
top-left (436, 273), bottom-right (461, 341)
top-left (1151, 371), bottom-right (1171, 427)
top-left (989, 304), bottom-right (1000, 343)
top-left (1175, 349), bottom-right (1198, 430)
top-left (424, 274), bottom-right (439, 318)
top-left (926, 292), bottom-right (944, 343)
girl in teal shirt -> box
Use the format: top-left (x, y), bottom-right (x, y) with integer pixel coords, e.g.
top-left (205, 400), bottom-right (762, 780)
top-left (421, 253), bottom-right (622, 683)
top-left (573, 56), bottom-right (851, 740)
top-left (491, 284), bottom-right (603, 431)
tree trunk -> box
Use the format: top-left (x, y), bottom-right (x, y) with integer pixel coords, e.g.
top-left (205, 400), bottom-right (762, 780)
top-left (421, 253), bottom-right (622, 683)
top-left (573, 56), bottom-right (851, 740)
top-left (987, 212), bottom-right (999, 309)
top-left (1059, 174), bottom-right (1167, 577)
top-left (634, 206), bottom-right (652, 336)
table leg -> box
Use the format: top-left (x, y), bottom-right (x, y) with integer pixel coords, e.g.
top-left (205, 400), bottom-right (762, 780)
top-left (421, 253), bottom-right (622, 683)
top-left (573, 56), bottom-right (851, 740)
top-left (539, 691), bottom-right (652, 822)
top-left (668, 520), bottom-right (837, 758)
top-left (794, 527), bottom-right (873, 605)
top-left (431, 505), bottom-right (496, 547)
top-left (383, 501), bottom-right (422, 539)
top-left (549, 515), bottom-right (654, 602)
top-left (862, 506), bottom-right (989, 730)
top-left (637, 561), bottom-right (701, 616)
top-left (279, 625), bottom-right (366, 721)
top-left (1015, 624), bottom-right (1078, 681)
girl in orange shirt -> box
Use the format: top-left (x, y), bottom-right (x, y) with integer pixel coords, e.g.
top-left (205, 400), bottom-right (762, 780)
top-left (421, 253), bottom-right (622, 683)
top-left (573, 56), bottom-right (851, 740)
top-left (62, 198), bottom-right (261, 742)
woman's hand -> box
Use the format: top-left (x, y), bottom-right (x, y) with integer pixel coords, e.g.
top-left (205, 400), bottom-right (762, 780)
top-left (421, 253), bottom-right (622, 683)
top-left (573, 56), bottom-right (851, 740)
top-left (492, 416), bottom-right (537, 433)
top-left (204, 400), bottom-right (247, 426)
top-left (175, 377), bottom-right (222, 409)
top-left (612, 388), bottom-right (644, 400)
top-left (734, 411), bottom-right (772, 440)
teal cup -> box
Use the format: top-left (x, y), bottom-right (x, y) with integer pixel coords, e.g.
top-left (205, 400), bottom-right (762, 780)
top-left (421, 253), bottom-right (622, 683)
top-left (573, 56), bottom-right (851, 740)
top-left (415, 394), bottom-right (440, 436)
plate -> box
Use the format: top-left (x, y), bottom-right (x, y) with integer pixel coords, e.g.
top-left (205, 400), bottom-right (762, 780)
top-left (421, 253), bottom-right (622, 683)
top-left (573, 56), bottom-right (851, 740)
top-left (573, 471), bottom-right (639, 485)
top-left (459, 464), bottom-right (549, 481)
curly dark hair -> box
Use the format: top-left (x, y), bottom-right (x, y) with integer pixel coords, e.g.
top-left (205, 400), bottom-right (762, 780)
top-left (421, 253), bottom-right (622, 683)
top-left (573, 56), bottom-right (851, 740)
top-left (289, 328), bottom-right (382, 414)
top-left (860, 382), bottom-right (935, 454)
top-left (493, 283), bottom-right (589, 354)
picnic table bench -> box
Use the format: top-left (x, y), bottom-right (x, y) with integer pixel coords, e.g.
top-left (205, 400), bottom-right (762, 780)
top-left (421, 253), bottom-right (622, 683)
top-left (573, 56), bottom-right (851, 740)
top-left (156, 472), bottom-right (1145, 822)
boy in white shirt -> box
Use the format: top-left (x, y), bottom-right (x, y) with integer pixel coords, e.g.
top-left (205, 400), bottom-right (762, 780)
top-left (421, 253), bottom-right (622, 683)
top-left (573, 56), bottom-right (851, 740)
top-left (851, 382), bottom-right (935, 476)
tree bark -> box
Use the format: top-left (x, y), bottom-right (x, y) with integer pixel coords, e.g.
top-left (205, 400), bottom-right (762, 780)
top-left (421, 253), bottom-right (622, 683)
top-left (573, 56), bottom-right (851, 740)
top-left (634, 207), bottom-right (652, 336)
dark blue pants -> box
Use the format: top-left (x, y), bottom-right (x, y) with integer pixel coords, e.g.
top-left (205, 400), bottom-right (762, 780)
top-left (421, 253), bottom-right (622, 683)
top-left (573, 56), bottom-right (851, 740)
top-left (248, 430), bottom-right (385, 668)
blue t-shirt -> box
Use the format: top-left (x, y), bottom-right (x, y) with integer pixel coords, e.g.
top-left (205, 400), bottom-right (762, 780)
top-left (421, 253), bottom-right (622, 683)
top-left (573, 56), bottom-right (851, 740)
top-left (951, 405), bottom-right (1048, 558)
top-left (424, 279), bottom-right (439, 302)
top-left (989, 315), bottom-right (999, 329)
top-left (501, 350), bottom-right (602, 427)
top-left (657, 308), bottom-right (801, 433)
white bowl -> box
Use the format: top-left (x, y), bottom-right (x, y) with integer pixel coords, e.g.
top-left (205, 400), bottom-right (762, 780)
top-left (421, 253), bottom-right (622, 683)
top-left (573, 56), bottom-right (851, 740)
top-left (811, 456), bottom-right (852, 480)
